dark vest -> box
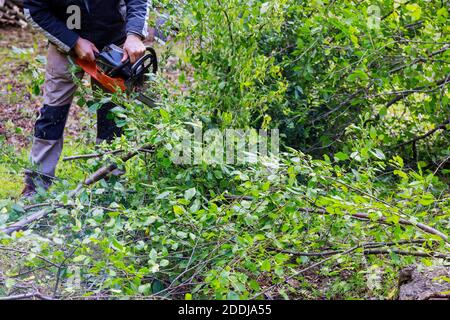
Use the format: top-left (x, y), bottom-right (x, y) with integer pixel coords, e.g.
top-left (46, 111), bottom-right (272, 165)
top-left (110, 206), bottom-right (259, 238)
top-left (49, 0), bottom-right (127, 49)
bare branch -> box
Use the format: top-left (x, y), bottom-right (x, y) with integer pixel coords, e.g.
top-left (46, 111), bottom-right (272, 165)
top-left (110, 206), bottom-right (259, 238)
top-left (392, 118), bottom-right (450, 149)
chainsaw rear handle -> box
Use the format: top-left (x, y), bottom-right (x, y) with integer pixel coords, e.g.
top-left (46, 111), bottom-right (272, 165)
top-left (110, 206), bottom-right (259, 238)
top-left (103, 47), bottom-right (158, 78)
top-left (131, 47), bottom-right (158, 78)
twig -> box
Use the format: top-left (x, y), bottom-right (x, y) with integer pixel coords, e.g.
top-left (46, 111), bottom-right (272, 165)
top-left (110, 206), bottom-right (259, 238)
top-left (363, 248), bottom-right (450, 259)
top-left (223, 194), bottom-right (254, 201)
top-left (434, 155), bottom-right (450, 175)
top-left (53, 245), bottom-right (79, 298)
top-left (63, 150), bottom-right (123, 161)
top-left (389, 45), bottom-right (449, 74)
top-left (251, 245), bottom-right (361, 300)
top-left (384, 74), bottom-right (450, 109)
top-left (391, 118), bottom-right (450, 150)
top-left (0, 246), bottom-right (58, 267)
top-left (0, 291), bottom-right (53, 300)
top-left (23, 202), bottom-right (52, 211)
top-left (424, 293), bottom-right (450, 300)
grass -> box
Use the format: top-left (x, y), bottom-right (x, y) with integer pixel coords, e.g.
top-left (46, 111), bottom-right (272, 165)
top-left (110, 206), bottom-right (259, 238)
top-left (0, 165), bottom-right (23, 200)
top-left (0, 139), bottom-right (99, 201)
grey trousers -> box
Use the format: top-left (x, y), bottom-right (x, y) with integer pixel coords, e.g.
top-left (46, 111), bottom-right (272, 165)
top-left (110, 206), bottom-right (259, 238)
top-left (28, 44), bottom-right (122, 186)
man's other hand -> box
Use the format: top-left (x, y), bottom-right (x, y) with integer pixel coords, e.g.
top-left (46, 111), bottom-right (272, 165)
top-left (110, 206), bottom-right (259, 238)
top-left (122, 34), bottom-right (146, 64)
top-left (74, 37), bottom-right (99, 62)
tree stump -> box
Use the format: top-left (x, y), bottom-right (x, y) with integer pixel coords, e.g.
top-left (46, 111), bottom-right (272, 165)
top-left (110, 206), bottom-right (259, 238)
top-left (398, 265), bottom-right (450, 300)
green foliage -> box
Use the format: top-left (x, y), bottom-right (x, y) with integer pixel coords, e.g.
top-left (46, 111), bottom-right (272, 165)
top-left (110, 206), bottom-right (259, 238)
top-left (0, 0), bottom-right (449, 300)
top-left (160, 0), bottom-right (449, 163)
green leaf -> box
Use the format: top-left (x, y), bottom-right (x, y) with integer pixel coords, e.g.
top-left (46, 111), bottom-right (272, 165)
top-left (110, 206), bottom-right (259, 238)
top-left (173, 205), bottom-right (184, 215)
top-left (73, 255), bottom-right (87, 262)
top-left (261, 260), bottom-right (271, 272)
top-left (160, 259), bottom-right (170, 267)
top-left (184, 188), bottom-right (197, 201)
top-left (370, 149), bottom-right (386, 160)
top-left (334, 152), bottom-right (349, 161)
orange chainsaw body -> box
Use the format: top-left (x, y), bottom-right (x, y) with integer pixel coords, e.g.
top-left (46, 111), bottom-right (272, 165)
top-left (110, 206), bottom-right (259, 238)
top-left (75, 57), bottom-right (127, 93)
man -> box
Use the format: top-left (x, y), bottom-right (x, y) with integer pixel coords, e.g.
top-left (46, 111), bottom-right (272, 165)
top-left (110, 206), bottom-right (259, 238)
top-left (22, 0), bottom-right (149, 197)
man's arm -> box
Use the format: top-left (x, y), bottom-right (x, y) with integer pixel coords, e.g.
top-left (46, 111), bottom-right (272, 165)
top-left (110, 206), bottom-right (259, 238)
top-left (23, 0), bottom-right (79, 53)
top-left (124, 0), bottom-right (150, 40)
top-left (121, 0), bottom-right (149, 63)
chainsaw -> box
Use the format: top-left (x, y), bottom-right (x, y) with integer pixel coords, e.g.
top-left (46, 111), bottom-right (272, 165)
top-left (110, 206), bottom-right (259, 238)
top-left (75, 44), bottom-right (158, 107)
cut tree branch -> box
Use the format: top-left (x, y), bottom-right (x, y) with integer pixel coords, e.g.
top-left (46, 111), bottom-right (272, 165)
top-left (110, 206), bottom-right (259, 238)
top-left (304, 207), bottom-right (449, 244)
top-left (0, 291), bottom-right (53, 301)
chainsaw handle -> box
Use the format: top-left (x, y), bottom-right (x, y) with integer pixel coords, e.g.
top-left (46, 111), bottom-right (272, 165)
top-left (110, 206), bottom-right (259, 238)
top-left (130, 47), bottom-right (158, 78)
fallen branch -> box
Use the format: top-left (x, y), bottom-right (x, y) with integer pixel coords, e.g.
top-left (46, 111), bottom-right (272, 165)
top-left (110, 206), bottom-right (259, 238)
top-left (0, 245), bottom-right (58, 267)
top-left (1, 208), bottom-right (56, 236)
top-left (1, 145), bottom-right (154, 235)
top-left (70, 145), bottom-right (154, 195)
top-left (276, 247), bottom-right (449, 260)
top-left (225, 194), bottom-right (449, 243)
top-left (62, 150), bottom-right (123, 162)
top-left (424, 293), bottom-right (450, 300)
top-left (0, 292), bottom-right (53, 301)
top-left (389, 45), bottom-right (450, 74)
top-left (63, 147), bottom-right (154, 162)
top-left (304, 207), bottom-right (449, 244)
top-left (223, 194), bottom-right (254, 201)
top-left (385, 74), bottom-right (450, 109)
top-left (363, 248), bottom-right (450, 259)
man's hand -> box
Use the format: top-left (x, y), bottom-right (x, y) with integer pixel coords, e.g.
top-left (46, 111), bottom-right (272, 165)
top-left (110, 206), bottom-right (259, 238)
top-left (122, 34), bottom-right (146, 64)
top-left (74, 37), bottom-right (99, 62)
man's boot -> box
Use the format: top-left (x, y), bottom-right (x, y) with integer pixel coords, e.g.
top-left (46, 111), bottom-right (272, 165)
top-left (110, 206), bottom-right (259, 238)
top-left (21, 170), bottom-right (53, 199)
top-left (21, 174), bottom-right (37, 199)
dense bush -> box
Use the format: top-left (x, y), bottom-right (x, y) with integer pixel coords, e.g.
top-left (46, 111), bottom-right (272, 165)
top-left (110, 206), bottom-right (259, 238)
top-left (159, 0), bottom-right (449, 163)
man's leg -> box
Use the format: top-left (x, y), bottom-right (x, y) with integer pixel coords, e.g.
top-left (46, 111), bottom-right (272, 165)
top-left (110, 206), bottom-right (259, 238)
top-left (96, 101), bottom-right (124, 144)
top-left (91, 78), bottom-right (124, 143)
top-left (24, 44), bottom-right (83, 195)
top-left (91, 79), bottom-right (125, 177)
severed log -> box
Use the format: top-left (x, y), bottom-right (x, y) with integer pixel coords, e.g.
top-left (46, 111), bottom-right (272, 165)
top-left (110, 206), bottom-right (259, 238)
top-left (1, 145), bottom-right (154, 235)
